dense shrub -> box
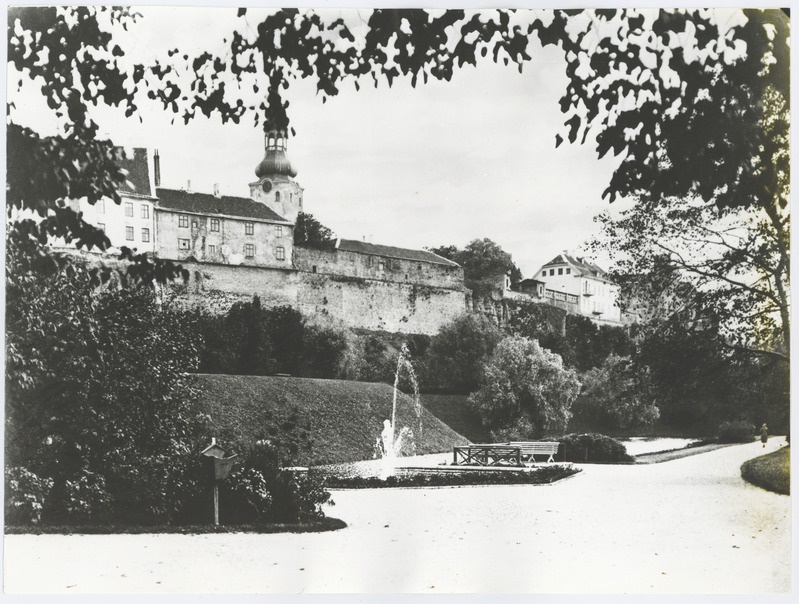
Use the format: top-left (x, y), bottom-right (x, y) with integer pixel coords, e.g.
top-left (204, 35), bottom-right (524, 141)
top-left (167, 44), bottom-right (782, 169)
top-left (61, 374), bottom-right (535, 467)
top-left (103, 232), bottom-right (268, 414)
top-left (4, 467), bottom-right (53, 525)
top-left (717, 421), bottom-right (756, 443)
top-left (557, 433), bottom-right (633, 463)
top-left (220, 441), bottom-right (331, 524)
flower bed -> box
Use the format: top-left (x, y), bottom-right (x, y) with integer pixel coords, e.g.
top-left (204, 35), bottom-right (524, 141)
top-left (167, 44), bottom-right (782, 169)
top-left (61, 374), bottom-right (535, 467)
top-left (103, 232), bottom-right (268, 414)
top-left (318, 464), bottom-right (579, 488)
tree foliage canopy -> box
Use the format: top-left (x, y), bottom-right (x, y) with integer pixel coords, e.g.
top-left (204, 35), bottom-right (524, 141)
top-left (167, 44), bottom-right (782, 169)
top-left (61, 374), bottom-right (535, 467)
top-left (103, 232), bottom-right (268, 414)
top-left (468, 335), bottom-right (581, 439)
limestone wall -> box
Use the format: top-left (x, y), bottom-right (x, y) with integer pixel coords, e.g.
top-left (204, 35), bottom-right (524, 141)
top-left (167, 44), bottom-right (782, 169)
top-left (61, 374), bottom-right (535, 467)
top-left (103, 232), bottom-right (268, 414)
top-left (294, 246), bottom-right (463, 290)
top-left (171, 260), bottom-right (469, 335)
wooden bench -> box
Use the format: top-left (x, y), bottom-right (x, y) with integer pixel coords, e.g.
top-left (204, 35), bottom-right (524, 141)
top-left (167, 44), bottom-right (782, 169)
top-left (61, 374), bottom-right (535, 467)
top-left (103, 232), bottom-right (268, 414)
top-left (452, 444), bottom-right (523, 467)
top-left (507, 442), bottom-right (560, 464)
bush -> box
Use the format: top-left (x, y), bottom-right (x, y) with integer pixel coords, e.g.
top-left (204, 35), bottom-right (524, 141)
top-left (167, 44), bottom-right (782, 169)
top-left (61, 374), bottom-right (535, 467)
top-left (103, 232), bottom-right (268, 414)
top-left (5, 467), bottom-right (53, 525)
top-left (221, 441), bottom-right (331, 525)
top-left (557, 433), bottom-right (633, 463)
top-left (717, 420), bottom-right (756, 443)
top-left (740, 447), bottom-right (790, 495)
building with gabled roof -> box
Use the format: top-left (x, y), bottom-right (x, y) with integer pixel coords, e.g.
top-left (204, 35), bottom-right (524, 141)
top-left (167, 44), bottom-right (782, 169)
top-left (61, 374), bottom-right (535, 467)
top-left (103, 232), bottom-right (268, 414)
top-left (533, 252), bottom-right (622, 324)
top-left (56, 133), bottom-right (469, 335)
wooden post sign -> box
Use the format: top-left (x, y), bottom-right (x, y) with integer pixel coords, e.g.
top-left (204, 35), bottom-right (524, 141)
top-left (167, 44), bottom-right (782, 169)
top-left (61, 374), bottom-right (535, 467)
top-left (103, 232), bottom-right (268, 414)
top-left (200, 438), bottom-right (238, 526)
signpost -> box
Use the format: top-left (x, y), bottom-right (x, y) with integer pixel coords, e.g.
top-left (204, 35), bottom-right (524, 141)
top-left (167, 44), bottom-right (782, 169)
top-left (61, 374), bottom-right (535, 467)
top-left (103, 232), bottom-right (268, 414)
top-left (200, 438), bottom-right (238, 525)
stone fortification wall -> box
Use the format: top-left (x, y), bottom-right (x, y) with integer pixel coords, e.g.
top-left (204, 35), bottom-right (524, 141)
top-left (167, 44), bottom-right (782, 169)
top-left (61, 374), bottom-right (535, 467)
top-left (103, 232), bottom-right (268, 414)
top-left (295, 273), bottom-right (468, 334)
top-left (171, 260), bottom-right (468, 335)
top-left (294, 246), bottom-right (463, 290)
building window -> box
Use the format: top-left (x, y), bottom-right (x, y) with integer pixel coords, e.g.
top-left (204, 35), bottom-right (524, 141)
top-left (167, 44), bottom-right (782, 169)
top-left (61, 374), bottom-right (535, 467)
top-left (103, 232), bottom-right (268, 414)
top-left (275, 191), bottom-right (281, 203)
top-left (245, 221), bottom-right (254, 235)
top-left (210, 218), bottom-right (220, 232)
top-left (245, 243), bottom-right (255, 258)
top-left (558, 268), bottom-right (563, 275)
top-left (97, 223), bottom-right (105, 232)
top-left (312, 265), bottom-right (317, 273)
top-left (141, 228), bottom-right (150, 242)
top-left (179, 214), bottom-right (189, 228)
top-left (141, 204), bottom-right (149, 219)
top-left (276, 225), bottom-right (283, 238)
top-left (276, 246), bottom-right (285, 261)
top-left (208, 244), bottom-right (216, 256)
top-left (192, 218), bottom-right (198, 229)
top-left (124, 202), bottom-right (133, 217)
top-left (97, 199), bottom-right (105, 214)
top-left (378, 259), bottom-right (385, 270)
top-left (566, 268), bottom-right (570, 274)
top-left (125, 226), bottom-right (134, 241)
top-left (418, 264), bottom-right (422, 272)
top-left (178, 238), bottom-right (190, 250)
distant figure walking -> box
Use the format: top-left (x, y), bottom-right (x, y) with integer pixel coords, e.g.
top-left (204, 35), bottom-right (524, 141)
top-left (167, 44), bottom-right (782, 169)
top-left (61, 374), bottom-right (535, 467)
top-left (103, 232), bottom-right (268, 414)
top-left (760, 423), bottom-right (769, 447)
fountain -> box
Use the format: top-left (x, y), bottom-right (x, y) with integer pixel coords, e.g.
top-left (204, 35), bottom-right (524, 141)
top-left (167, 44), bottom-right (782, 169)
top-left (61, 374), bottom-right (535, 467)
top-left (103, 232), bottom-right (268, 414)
top-left (375, 343), bottom-right (422, 478)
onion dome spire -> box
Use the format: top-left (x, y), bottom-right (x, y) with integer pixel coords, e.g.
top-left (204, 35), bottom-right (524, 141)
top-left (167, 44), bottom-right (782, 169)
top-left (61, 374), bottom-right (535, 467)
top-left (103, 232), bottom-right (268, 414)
top-left (255, 129), bottom-right (297, 179)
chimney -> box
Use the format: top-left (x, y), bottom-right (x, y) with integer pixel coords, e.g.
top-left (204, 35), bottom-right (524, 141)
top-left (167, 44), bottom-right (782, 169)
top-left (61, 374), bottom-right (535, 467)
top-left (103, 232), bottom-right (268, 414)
top-left (153, 149), bottom-right (161, 187)
top-left (213, 183), bottom-right (220, 197)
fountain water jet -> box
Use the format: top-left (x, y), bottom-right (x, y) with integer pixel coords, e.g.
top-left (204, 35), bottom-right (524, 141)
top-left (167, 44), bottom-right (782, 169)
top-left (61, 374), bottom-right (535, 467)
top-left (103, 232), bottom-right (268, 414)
top-left (375, 343), bottom-right (422, 477)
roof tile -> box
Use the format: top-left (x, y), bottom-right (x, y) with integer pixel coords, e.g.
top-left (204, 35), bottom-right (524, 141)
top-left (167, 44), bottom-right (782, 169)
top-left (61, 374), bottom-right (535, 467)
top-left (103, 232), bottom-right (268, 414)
top-left (155, 188), bottom-right (291, 223)
top-left (337, 239), bottom-right (460, 267)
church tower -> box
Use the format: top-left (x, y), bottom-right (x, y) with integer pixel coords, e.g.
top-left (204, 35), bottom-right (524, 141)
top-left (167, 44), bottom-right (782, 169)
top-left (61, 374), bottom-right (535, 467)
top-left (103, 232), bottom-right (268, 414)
top-left (249, 129), bottom-right (304, 223)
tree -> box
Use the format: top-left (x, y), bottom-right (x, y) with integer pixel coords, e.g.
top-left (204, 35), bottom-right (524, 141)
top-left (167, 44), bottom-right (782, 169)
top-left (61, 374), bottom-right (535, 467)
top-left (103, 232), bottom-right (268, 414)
top-left (5, 244), bottom-right (210, 524)
top-left (573, 355), bottom-right (660, 431)
top-left (468, 336), bottom-right (580, 439)
top-left (7, 6), bottom-right (187, 285)
top-left (293, 212), bottom-right (335, 249)
top-left (420, 313), bottom-right (503, 393)
top-left (429, 238), bottom-right (523, 295)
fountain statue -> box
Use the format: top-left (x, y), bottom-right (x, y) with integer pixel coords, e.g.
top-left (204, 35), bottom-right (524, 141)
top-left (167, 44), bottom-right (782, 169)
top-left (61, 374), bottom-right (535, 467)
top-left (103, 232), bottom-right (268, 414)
top-left (375, 343), bottom-right (423, 478)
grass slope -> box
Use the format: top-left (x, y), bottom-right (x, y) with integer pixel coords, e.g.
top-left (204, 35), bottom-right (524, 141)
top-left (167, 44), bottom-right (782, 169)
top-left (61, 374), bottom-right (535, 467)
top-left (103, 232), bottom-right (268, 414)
top-left (741, 446), bottom-right (790, 495)
top-left (193, 374), bottom-right (469, 465)
top-left (420, 394), bottom-right (490, 443)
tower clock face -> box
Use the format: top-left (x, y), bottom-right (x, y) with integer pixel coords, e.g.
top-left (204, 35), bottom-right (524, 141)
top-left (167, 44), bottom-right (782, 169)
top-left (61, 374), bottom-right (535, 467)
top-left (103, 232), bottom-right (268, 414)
top-left (262, 181), bottom-right (273, 193)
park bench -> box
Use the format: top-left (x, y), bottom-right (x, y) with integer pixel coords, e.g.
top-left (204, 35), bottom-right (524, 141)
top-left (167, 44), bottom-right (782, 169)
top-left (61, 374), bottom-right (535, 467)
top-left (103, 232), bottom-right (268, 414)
top-left (507, 441), bottom-right (560, 464)
top-left (452, 444), bottom-right (523, 467)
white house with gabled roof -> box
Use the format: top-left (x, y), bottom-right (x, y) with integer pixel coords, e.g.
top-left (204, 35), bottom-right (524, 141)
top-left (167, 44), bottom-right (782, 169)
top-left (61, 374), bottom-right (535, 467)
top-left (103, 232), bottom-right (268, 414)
top-left (534, 252), bottom-right (622, 324)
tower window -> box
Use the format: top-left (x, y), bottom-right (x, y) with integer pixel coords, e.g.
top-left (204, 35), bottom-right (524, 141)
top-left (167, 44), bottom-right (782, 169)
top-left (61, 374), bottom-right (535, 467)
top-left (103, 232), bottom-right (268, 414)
top-left (210, 218), bottom-right (220, 232)
top-left (245, 222), bottom-right (254, 235)
top-left (124, 202), bottom-right (133, 217)
top-left (276, 246), bottom-right (285, 261)
top-left (179, 214), bottom-right (189, 228)
top-left (125, 226), bottom-right (134, 241)
top-left (245, 243), bottom-right (255, 258)
top-left (141, 228), bottom-right (150, 242)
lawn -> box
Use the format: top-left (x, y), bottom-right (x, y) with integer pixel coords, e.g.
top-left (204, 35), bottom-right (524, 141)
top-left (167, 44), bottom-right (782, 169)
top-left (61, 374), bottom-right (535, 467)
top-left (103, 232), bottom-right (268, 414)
top-left (740, 446), bottom-right (790, 495)
top-left (192, 374), bottom-right (469, 465)
top-left (420, 393), bottom-right (490, 442)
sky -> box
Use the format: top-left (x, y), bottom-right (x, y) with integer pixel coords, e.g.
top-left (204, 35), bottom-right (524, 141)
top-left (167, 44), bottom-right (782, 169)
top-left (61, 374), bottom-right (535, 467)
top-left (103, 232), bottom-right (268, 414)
top-left (10, 6), bottom-right (634, 278)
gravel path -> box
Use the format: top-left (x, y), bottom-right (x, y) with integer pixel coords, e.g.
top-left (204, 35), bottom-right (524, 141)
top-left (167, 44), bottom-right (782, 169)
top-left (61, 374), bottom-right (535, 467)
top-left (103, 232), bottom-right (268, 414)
top-left (4, 438), bottom-right (790, 594)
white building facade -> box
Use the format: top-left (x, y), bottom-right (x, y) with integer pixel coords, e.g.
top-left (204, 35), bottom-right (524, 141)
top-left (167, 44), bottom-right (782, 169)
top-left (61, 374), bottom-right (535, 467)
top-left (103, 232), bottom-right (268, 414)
top-left (534, 253), bottom-right (622, 324)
